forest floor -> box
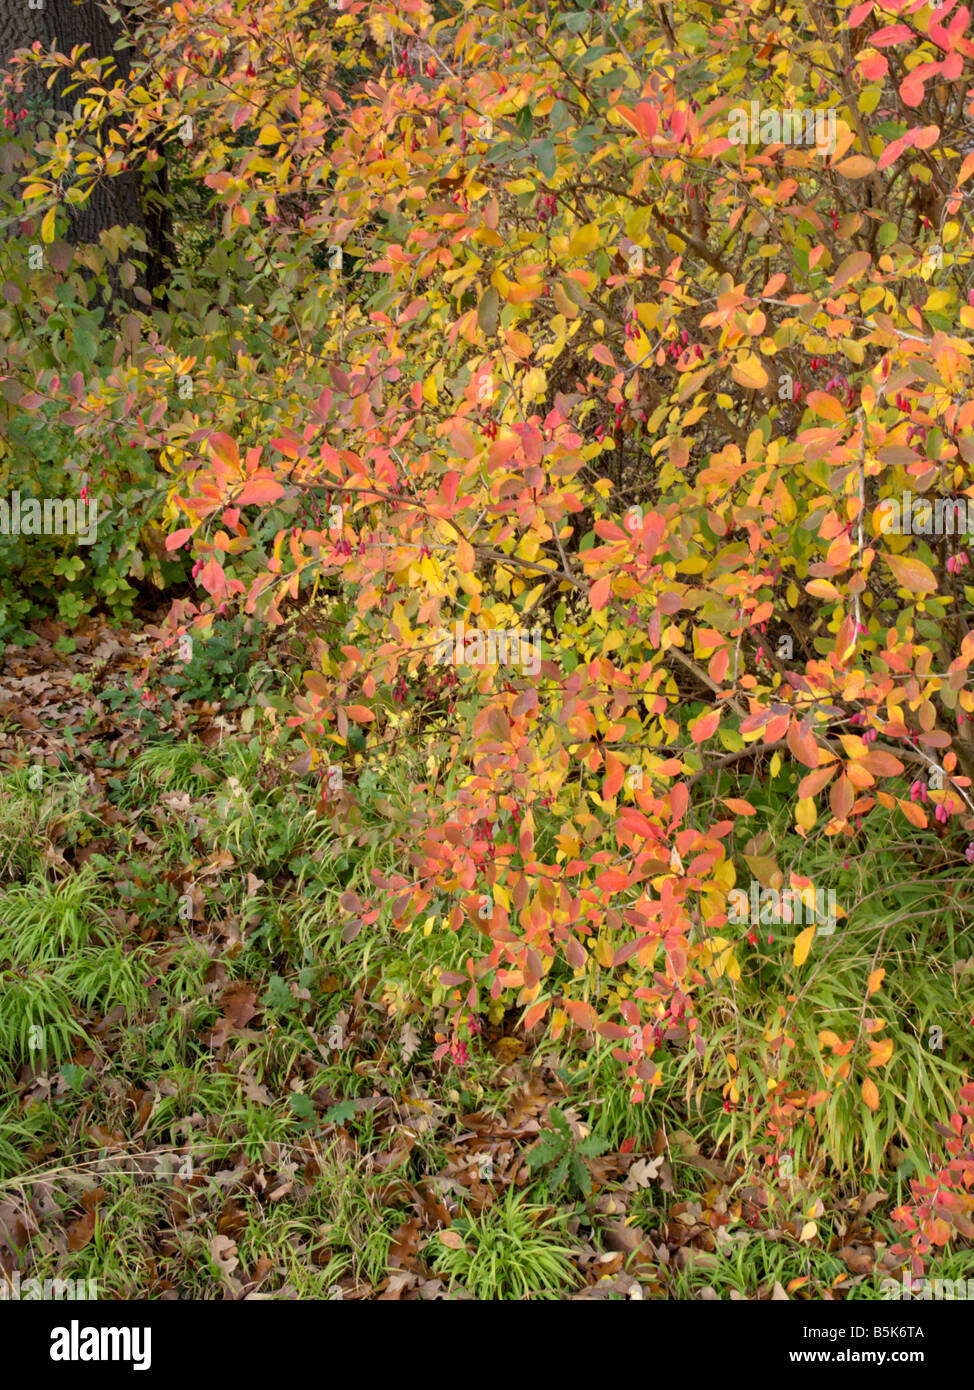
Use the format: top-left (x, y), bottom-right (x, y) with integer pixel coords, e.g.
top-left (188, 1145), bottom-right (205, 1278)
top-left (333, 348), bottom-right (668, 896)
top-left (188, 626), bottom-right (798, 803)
top-left (0, 612), bottom-right (969, 1301)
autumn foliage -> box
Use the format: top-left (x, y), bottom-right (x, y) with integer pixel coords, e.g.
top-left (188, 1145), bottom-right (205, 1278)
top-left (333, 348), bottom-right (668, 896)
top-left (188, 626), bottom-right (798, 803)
top-left (6, 0), bottom-right (974, 1260)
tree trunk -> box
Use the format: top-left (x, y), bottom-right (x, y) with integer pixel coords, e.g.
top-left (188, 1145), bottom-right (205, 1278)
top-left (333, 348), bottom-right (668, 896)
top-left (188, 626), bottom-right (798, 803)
top-left (1, 0), bottom-right (173, 304)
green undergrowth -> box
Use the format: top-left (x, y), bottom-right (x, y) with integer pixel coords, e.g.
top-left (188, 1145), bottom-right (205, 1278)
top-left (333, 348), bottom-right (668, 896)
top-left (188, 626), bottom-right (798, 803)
top-left (0, 722), bottom-right (970, 1298)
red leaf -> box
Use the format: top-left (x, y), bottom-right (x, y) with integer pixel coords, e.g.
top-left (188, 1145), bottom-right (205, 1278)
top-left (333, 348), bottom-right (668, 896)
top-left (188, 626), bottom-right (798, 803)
top-left (848, 1), bottom-right (875, 24)
top-left (878, 133), bottom-right (911, 170)
top-left (900, 74), bottom-right (926, 107)
top-left (198, 556), bottom-right (228, 597)
top-left (859, 53), bottom-right (888, 80)
top-left (871, 23), bottom-right (912, 45)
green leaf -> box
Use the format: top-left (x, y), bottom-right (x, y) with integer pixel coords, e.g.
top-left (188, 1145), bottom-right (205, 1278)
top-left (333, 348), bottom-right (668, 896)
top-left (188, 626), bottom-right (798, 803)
top-left (549, 1106), bottom-right (571, 1136)
top-left (577, 1132), bottom-right (610, 1157)
top-left (551, 1153), bottom-right (570, 1188)
top-left (676, 21), bottom-right (708, 49)
top-left (322, 1098), bottom-right (357, 1125)
top-left (570, 1151), bottom-right (592, 1196)
top-left (290, 1093), bottom-right (316, 1123)
top-left (536, 139), bottom-right (557, 180)
top-left (477, 286), bottom-right (499, 336)
top-left (549, 101), bottom-right (571, 133)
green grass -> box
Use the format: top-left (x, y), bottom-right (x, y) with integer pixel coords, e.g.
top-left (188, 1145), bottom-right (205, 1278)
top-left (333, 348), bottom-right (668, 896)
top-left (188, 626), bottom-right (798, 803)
top-left (427, 1185), bottom-right (581, 1300)
top-left (685, 764), bottom-right (974, 1177)
top-left (0, 721), bottom-right (969, 1301)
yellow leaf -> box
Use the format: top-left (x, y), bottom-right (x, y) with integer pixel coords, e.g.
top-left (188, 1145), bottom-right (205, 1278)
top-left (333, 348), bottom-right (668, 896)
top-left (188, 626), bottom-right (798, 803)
top-left (552, 281), bottom-right (579, 319)
top-left (521, 582), bottom-right (545, 613)
top-left (258, 124), bottom-right (283, 145)
top-left (836, 155), bottom-right (876, 179)
top-left (569, 224), bottom-right (600, 257)
top-left (40, 206), bottom-right (56, 245)
top-left (793, 926), bottom-right (815, 967)
top-left (490, 267), bottom-right (511, 296)
top-left (731, 352), bottom-right (768, 390)
top-left (799, 1221), bottom-right (818, 1243)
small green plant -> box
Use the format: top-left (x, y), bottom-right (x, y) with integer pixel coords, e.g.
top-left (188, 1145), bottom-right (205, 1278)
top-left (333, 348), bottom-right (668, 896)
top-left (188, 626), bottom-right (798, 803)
top-left (160, 614), bottom-right (262, 708)
top-left (428, 1186), bottom-right (580, 1300)
top-left (526, 1107), bottom-right (609, 1197)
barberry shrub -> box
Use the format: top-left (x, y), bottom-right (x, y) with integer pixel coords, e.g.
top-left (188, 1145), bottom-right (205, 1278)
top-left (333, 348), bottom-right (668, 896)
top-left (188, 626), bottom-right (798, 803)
top-left (10, 0), bottom-right (974, 1176)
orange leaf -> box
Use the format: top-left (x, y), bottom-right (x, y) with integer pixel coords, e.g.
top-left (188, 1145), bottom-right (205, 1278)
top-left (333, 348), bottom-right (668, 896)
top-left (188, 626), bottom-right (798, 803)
top-left (523, 998), bottom-right (549, 1030)
top-left (236, 478), bottom-right (284, 505)
top-left (799, 764), bottom-right (837, 798)
top-left (858, 750), bottom-right (904, 777)
top-left (589, 576), bottom-right (612, 610)
top-left (884, 552), bottom-right (937, 593)
top-left (897, 796), bottom-right (928, 828)
top-left (208, 431), bottom-right (241, 473)
top-left (455, 537), bottom-right (475, 573)
top-left (691, 709), bottom-right (720, 743)
top-left (343, 705), bottom-right (375, 723)
top-left (830, 773), bottom-right (854, 822)
top-left (787, 720), bottom-right (820, 769)
top-left (836, 155), bottom-right (876, 179)
top-left (805, 390), bottom-right (847, 423)
top-left (830, 251), bottom-right (871, 291)
top-left (564, 999), bottom-right (598, 1031)
top-left (861, 1077), bottom-right (880, 1111)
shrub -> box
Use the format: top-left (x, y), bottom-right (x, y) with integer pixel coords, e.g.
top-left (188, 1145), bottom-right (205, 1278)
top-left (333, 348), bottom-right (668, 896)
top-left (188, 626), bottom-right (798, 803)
top-left (15, 0), bottom-right (974, 1162)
